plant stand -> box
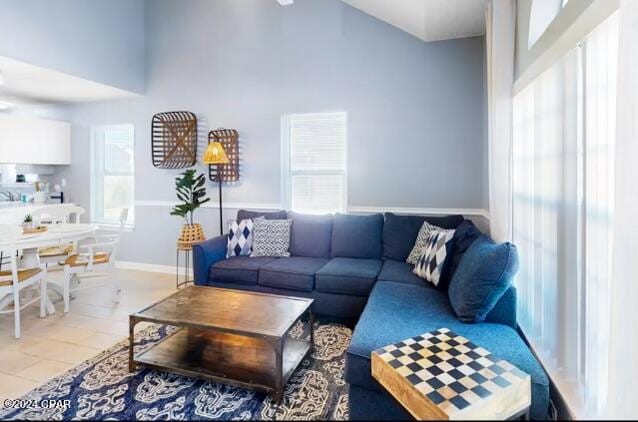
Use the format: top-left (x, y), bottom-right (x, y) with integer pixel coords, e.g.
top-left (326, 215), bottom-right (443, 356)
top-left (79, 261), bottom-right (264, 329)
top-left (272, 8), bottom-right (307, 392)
top-left (176, 224), bottom-right (206, 289)
top-left (175, 246), bottom-right (194, 289)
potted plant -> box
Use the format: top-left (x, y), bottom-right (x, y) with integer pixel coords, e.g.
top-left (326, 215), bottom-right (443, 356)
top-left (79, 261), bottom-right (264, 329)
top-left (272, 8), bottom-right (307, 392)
top-left (171, 169), bottom-right (210, 248)
top-left (22, 214), bottom-right (33, 230)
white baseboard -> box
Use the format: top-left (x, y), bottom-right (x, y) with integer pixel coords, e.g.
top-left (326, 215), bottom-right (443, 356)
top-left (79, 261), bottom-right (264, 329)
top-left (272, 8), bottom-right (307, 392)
top-left (115, 260), bottom-right (180, 274)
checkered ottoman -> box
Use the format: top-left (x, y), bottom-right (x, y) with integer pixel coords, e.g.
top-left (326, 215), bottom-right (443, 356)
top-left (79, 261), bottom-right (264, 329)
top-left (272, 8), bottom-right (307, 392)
top-left (371, 328), bottom-right (531, 420)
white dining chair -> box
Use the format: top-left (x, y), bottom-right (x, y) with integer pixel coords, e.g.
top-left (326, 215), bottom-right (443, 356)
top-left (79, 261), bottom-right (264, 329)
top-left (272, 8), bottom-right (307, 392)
top-left (32, 205), bottom-right (86, 266)
top-left (0, 224), bottom-right (47, 339)
top-left (32, 205), bottom-right (85, 225)
top-left (53, 208), bottom-right (127, 312)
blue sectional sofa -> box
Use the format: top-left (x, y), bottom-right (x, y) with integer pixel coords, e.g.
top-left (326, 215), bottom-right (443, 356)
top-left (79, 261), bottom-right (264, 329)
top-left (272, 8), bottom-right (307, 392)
top-left (193, 210), bottom-right (550, 420)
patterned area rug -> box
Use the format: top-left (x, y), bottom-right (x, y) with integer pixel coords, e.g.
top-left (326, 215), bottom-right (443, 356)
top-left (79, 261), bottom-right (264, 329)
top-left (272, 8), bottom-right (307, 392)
top-left (0, 321), bottom-right (351, 420)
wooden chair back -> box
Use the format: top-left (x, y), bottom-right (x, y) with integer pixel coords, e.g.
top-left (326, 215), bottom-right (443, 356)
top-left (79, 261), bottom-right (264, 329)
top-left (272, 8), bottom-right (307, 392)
top-left (0, 224), bottom-right (22, 282)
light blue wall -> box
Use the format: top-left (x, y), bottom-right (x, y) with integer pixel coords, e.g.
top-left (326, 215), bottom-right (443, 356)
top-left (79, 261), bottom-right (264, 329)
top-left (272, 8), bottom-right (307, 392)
top-left (0, 0), bottom-right (145, 93)
top-left (46, 0), bottom-right (487, 266)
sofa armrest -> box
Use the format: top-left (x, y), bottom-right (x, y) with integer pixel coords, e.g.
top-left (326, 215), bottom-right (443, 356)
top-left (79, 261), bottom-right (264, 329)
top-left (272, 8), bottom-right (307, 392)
top-left (485, 285), bottom-right (517, 329)
top-left (192, 235), bottom-right (227, 286)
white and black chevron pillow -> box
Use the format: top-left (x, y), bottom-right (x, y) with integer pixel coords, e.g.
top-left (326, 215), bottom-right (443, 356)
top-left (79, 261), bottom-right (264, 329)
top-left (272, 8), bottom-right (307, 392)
top-left (251, 218), bottom-right (292, 258)
top-left (413, 229), bottom-right (456, 289)
top-left (227, 219), bottom-right (254, 258)
top-left (407, 221), bottom-right (442, 265)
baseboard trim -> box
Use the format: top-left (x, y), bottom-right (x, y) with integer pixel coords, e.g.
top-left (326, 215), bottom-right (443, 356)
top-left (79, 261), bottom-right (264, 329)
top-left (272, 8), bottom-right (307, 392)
top-left (116, 260), bottom-right (179, 275)
top-left (135, 200), bottom-right (490, 220)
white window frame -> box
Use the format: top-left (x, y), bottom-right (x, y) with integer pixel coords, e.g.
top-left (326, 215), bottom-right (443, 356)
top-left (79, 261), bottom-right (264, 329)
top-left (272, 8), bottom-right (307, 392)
top-left (90, 124), bottom-right (135, 228)
top-left (281, 111), bottom-right (348, 214)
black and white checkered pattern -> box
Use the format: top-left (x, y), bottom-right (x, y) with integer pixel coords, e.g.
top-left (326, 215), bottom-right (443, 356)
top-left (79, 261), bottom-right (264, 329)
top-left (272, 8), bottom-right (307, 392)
top-left (413, 229), bottom-right (454, 287)
top-left (373, 328), bottom-right (529, 416)
top-left (227, 219), bottom-right (254, 258)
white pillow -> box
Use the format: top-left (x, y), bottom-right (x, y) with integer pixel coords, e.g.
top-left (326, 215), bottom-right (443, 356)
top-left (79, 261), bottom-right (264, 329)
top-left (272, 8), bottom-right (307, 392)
top-left (413, 229), bottom-right (456, 288)
top-left (251, 218), bottom-right (292, 257)
top-left (406, 221), bottom-right (441, 265)
top-left (226, 219), bottom-right (254, 258)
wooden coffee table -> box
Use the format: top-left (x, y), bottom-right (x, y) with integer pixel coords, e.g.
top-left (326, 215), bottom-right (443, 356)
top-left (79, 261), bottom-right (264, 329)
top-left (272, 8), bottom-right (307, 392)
top-left (129, 286), bottom-right (314, 402)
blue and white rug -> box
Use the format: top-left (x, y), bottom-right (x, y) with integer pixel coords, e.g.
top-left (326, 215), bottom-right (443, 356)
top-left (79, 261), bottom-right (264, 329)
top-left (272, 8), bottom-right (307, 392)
top-left (0, 321), bottom-right (351, 420)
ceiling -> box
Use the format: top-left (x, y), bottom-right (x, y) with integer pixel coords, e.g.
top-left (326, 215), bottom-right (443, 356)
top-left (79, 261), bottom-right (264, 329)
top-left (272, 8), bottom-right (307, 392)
top-left (0, 56), bottom-right (139, 108)
top-left (340, 0), bottom-right (488, 42)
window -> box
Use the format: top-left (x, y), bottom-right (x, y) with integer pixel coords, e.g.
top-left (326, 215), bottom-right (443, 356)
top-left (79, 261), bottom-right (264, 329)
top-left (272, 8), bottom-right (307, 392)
top-left (528, 0), bottom-right (568, 48)
top-left (281, 112), bottom-right (347, 214)
top-left (90, 125), bottom-right (135, 226)
top-left (513, 12), bottom-right (618, 417)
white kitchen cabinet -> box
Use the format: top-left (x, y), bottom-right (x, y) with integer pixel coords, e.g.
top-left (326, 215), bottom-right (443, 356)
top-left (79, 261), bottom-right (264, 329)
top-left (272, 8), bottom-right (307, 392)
top-left (0, 115), bottom-right (71, 165)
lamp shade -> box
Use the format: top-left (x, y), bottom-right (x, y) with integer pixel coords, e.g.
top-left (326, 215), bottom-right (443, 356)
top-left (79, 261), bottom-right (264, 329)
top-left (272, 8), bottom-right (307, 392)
top-left (202, 142), bottom-right (229, 165)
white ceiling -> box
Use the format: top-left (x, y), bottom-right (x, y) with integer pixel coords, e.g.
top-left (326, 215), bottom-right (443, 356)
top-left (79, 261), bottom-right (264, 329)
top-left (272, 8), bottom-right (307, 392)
top-left (340, 0), bottom-right (488, 42)
top-left (0, 56), bottom-right (139, 107)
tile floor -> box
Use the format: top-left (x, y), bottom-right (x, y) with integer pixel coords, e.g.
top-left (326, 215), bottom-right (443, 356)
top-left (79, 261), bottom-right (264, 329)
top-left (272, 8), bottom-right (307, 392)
top-left (0, 268), bottom-right (177, 402)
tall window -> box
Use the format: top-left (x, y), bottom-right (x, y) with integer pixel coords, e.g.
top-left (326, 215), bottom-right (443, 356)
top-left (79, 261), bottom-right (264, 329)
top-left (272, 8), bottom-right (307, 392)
top-left (513, 12), bottom-right (618, 416)
top-left (281, 112), bottom-right (347, 214)
top-left (90, 125), bottom-right (135, 226)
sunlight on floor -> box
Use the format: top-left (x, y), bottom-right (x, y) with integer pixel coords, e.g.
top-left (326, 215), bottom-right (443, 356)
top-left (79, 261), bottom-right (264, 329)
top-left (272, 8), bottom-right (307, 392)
top-left (0, 268), bottom-right (177, 401)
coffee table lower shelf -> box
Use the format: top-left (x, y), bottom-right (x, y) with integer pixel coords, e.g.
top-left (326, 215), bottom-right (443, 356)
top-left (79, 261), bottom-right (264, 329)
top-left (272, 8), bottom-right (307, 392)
top-left (131, 326), bottom-right (311, 401)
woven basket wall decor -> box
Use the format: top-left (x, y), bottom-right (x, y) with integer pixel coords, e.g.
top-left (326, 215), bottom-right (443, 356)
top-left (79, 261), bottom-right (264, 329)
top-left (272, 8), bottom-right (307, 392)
top-left (177, 223), bottom-right (206, 250)
top-left (152, 111), bottom-right (198, 169)
top-left (208, 129), bottom-right (239, 183)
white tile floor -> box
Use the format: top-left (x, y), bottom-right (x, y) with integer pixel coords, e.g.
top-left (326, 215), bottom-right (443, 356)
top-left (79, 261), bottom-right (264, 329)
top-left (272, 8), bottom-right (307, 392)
top-left (0, 268), bottom-right (177, 402)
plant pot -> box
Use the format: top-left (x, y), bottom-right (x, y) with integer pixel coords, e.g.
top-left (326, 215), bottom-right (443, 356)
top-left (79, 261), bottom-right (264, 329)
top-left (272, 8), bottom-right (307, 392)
top-left (22, 222), bottom-right (33, 230)
top-left (177, 223), bottom-right (206, 250)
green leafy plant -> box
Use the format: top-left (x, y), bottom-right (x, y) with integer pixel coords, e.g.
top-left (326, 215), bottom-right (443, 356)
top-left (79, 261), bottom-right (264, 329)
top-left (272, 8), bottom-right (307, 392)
top-left (23, 214), bottom-right (33, 223)
top-left (170, 170), bottom-right (210, 225)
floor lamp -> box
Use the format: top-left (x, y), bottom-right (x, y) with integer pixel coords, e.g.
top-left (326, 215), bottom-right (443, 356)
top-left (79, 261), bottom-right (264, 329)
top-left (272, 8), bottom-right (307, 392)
top-left (202, 142), bottom-right (229, 236)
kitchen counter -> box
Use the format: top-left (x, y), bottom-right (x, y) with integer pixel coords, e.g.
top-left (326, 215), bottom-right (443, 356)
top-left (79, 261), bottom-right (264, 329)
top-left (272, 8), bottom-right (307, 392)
top-left (0, 202), bottom-right (74, 223)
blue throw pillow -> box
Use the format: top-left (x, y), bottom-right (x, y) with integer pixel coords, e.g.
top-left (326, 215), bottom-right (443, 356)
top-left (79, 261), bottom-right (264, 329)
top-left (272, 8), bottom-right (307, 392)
top-left (331, 213), bottom-right (383, 259)
top-left (448, 235), bottom-right (519, 322)
top-left (441, 220), bottom-right (483, 285)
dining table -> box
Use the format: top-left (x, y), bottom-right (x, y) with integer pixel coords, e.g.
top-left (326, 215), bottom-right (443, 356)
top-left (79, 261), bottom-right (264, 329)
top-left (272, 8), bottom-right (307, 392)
top-left (0, 223), bottom-right (99, 314)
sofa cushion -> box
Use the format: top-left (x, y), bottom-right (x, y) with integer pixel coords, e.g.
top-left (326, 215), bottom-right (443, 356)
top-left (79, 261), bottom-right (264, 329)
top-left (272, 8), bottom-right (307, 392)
top-left (237, 209), bottom-right (287, 221)
top-left (448, 235), bottom-right (519, 322)
top-left (423, 214), bottom-right (465, 230)
top-left (209, 256), bottom-right (277, 285)
top-left (316, 257), bottom-right (382, 296)
top-left (289, 212), bottom-right (332, 259)
top-left (258, 257), bottom-right (328, 292)
top-left (444, 220), bottom-right (483, 285)
top-left (346, 281), bottom-right (549, 420)
top-left (331, 213), bottom-right (383, 259)
top-left (384, 213), bottom-right (466, 262)
top-left (377, 259), bottom-right (428, 287)
top-left (382, 213), bottom-right (426, 261)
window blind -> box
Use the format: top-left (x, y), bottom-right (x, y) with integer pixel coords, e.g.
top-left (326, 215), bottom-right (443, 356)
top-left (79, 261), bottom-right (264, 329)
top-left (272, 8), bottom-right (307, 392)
top-left (283, 112), bottom-right (346, 213)
top-left (512, 12), bottom-right (618, 416)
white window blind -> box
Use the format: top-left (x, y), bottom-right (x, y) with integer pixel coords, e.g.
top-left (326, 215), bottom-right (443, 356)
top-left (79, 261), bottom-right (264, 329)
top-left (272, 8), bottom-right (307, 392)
top-left (512, 12), bottom-right (618, 417)
top-left (90, 124), bottom-right (135, 226)
top-left (282, 112), bottom-right (347, 213)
